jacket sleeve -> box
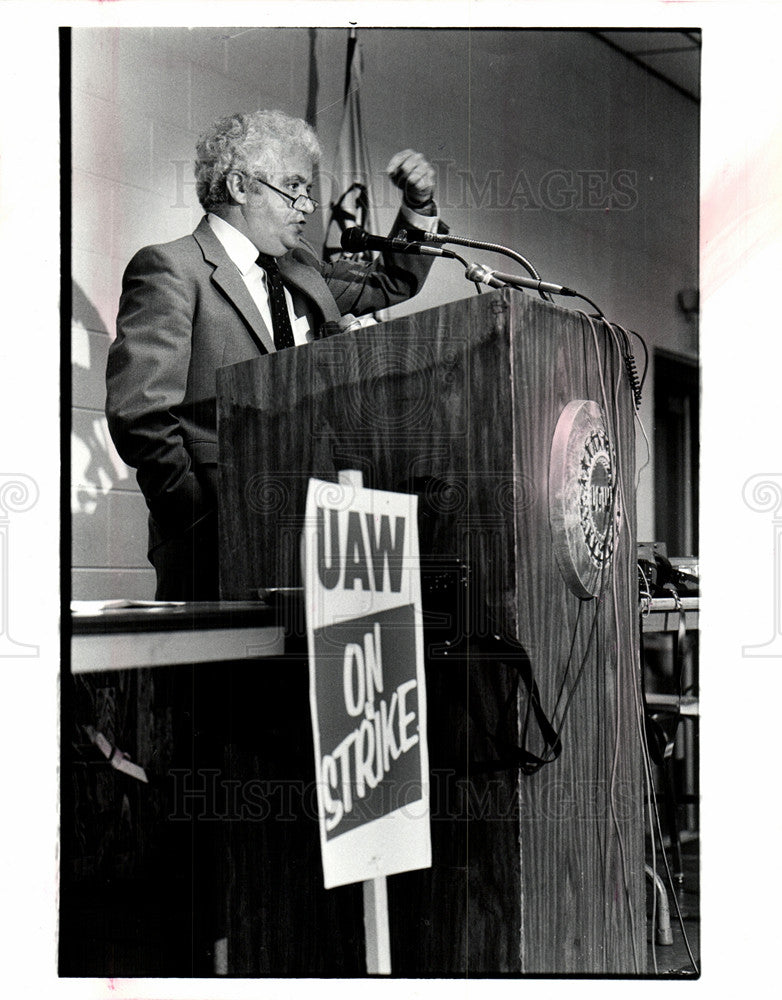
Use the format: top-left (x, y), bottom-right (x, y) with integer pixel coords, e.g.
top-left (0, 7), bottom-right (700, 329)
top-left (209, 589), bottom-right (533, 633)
top-left (317, 208), bottom-right (449, 317)
top-left (106, 244), bottom-right (213, 535)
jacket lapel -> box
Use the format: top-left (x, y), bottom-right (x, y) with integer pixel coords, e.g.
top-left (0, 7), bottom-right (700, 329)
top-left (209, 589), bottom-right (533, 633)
top-left (278, 253), bottom-right (342, 325)
top-left (193, 217), bottom-right (276, 355)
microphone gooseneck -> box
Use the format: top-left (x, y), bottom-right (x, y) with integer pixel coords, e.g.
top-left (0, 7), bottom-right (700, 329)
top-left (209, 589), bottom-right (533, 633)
top-left (420, 231), bottom-right (544, 286)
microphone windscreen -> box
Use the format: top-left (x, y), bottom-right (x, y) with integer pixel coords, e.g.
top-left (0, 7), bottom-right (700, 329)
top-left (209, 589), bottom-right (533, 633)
top-left (340, 227), bottom-right (368, 252)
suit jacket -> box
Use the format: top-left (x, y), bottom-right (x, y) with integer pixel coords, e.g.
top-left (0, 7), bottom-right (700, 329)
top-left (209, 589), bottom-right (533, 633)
top-left (106, 211), bottom-right (443, 564)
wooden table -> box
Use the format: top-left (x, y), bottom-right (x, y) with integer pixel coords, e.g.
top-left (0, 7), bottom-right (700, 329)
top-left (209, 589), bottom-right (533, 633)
top-left (70, 600), bottom-right (285, 672)
top-left (62, 599), bottom-right (368, 978)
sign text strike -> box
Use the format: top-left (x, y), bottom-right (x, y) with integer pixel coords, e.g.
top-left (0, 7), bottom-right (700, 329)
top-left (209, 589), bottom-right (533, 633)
top-left (321, 622), bottom-right (419, 832)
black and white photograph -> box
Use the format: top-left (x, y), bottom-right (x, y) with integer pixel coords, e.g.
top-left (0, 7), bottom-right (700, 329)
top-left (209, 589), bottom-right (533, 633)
top-left (64, 20), bottom-right (699, 978)
top-left (1, 2), bottom-right (781, 996)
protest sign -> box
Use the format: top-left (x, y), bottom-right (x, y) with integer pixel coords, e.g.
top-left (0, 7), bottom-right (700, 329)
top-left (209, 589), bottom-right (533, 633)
top-left (303, 471), bottom-right (430, 891)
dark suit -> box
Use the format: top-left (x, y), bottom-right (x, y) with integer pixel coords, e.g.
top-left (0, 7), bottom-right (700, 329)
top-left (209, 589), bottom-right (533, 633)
top-left (107, 213), bottom-right (442, 599)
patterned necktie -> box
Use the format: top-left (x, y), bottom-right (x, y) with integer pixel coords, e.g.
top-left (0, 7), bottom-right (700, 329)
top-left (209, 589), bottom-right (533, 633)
top-left (256, 252), bottom-right (295, 350)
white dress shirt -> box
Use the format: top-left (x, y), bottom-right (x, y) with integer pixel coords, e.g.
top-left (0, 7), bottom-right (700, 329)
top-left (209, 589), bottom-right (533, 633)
top-left (207, 213), bottom-right (311, 346)
top-left (207, 205), bottom-right (440, 348)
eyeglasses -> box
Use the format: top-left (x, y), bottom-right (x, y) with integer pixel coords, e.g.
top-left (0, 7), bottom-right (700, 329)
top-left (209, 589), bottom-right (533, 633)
top-left (245, 173), bottom-right (319, 212)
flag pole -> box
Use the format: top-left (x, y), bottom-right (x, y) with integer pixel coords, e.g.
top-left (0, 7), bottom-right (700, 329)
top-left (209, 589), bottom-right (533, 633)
top-left (323, 25), bottom-right (376, 264)
top-left (344, 26), bottom-right (357, 99)
top-left (305, 27), bottom-right (318, 128)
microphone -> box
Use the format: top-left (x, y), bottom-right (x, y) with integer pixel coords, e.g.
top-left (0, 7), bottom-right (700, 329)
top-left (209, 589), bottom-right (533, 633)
top-left (340, 227), bottom-right (456, 258)
top-left (465, 262), bottom-right (577, 297)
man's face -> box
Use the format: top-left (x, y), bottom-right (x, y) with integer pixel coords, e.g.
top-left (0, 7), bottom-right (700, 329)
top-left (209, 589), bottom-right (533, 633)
top-left (241, 149), bottom-right (315, 257)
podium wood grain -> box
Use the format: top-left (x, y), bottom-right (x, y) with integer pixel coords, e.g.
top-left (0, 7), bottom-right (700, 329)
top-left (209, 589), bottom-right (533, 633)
top-left (217, 289), bottom-right (644, 974)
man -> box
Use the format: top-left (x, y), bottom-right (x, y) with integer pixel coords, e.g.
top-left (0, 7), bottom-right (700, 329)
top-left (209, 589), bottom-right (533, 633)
top-left (106, 109), bottom-right (445, 600)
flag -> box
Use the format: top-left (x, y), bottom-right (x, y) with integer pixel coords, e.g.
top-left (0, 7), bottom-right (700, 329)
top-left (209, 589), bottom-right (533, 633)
top-left (322, 29), bottom-right (376, 263)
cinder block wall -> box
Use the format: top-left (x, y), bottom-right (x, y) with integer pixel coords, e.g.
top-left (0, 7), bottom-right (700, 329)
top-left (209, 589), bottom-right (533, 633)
top-left (71, 27), bottom-right (322, 599)
top-left (71, 27), bottom-right (698, 599)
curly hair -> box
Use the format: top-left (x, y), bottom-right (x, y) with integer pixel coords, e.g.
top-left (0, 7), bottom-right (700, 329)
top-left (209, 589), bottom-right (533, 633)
top-left (194, 110), bottom-right (321, 212)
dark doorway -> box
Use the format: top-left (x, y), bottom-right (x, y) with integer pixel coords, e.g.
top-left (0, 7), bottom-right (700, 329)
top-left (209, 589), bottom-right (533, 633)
top-left (653, 351), bottom-right (699, 556)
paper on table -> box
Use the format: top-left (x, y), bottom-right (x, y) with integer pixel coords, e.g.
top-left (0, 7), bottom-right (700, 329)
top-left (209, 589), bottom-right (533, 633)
top-left (71, 599), bottom-right (186, 615)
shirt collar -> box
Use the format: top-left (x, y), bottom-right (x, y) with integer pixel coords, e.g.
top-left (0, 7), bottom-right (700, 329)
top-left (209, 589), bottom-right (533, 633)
top-left (206, 213), bottom-right (260, 276)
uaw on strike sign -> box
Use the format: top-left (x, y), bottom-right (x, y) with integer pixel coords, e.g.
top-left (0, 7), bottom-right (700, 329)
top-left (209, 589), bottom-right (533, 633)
top-left (302, 472), bottom-right (431, 890)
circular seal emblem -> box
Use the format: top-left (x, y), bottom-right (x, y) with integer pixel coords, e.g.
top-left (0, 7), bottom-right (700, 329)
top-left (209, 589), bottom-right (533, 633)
top-left (548, 400), bottom-right (621, 599)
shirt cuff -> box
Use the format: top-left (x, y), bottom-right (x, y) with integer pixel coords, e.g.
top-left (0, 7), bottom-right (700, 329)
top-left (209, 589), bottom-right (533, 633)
top-left (400, 201), bottom-right (439, 233)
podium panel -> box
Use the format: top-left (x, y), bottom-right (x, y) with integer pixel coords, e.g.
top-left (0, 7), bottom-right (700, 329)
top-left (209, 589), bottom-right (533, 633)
top-left (217, 289), bottom-right (644, 974)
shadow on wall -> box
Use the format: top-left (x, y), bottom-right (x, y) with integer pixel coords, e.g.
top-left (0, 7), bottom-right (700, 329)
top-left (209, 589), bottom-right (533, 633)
top-left (72, 280), bottom-right (154, 600)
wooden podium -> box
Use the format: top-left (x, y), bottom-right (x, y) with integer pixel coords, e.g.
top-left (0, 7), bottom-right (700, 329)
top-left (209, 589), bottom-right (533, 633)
top-left (217, 289), bottom-right (645, 974)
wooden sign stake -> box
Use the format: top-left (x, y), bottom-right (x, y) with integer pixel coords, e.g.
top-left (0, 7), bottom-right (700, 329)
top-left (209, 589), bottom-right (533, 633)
top-left (363, 875), bottom-right (391, 974)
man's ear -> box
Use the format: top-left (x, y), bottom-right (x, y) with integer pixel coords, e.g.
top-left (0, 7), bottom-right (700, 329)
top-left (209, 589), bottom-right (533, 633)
top-left (225, 170), bottom-right (248, 205)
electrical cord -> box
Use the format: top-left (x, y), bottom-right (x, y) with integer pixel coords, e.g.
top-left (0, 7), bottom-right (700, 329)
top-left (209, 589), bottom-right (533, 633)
top-left (620, 323), bottom-right (650, 398)
top-left (609, 320), bottom-right (646, 409)
top-left (582, 309), bottom-right (642, 973)
top-left (539, 313), bottom-right (627, 755)
top-left (572, 291), bottom-right (605, 318)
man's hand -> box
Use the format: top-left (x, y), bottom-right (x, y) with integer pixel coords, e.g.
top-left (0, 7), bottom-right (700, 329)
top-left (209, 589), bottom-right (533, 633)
top-left (386, 149), bottom-right (436, 210)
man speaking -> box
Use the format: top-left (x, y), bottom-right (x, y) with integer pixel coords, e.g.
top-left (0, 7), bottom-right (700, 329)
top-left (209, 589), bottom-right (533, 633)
top-left (106, 109), bottom-right (444, 600)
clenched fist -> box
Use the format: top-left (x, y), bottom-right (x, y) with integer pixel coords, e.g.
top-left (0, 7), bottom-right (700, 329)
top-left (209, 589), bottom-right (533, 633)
top-left (386, 149), bottom-right (436, 210)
